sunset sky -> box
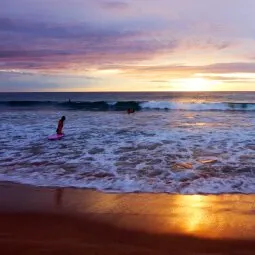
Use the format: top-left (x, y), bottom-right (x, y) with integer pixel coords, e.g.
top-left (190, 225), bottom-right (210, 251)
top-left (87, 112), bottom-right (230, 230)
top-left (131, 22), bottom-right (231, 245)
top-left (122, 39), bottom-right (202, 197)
top-left (1, 0), bottom-right (255, 92)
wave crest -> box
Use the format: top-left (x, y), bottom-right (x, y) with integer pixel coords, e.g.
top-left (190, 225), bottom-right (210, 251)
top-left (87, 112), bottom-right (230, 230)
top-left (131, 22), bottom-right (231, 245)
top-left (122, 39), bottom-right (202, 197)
top-left (1, 100), bottom-right (255, 111)
top-left (140, 101), bottom-right (255, 111)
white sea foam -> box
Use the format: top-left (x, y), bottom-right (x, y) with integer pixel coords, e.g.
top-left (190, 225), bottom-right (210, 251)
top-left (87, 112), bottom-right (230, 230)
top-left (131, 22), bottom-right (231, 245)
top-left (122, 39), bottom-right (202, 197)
top-left (140, 101), bottom-right (255, 111)
top-left (0, 109), bottom-right (255, 194)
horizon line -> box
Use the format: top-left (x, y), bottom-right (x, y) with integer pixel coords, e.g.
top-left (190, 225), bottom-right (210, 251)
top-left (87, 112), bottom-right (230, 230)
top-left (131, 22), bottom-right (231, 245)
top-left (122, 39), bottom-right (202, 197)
top-left (1, 90), bottom-right (255, 93)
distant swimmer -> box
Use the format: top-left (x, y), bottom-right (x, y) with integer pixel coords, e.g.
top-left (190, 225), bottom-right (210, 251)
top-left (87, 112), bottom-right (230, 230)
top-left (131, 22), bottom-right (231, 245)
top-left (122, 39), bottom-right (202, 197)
top-left (56, 116), bottom-right (65, 135)
top-left (127, 108), bottom-right (135, 114)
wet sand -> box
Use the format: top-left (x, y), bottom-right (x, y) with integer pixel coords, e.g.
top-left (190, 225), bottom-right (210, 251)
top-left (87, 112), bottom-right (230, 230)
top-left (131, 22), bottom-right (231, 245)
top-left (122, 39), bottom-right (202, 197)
top-left (0, 182), bottom-right (255, 254)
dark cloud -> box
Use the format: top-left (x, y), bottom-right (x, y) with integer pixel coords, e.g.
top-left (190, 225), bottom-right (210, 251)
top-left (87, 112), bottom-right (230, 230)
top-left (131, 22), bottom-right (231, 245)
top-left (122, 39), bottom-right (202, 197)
top-left (0, 50), bottom-right (70, 58)
top-left (101, 1), bottom-right (129, 10)
top-left (0, 17), bottom-right (234, 74)
top-left (0, 17), bottom-right (137, 39)
top-left (0, 18), bottom-right (179, 71)
top-left (0, 18), bottom-right (71, 38)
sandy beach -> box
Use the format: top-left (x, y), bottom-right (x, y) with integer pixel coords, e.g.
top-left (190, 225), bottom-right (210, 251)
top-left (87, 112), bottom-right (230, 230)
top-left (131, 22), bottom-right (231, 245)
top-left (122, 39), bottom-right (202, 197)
top-left (0, 183), bottom-right (254, 254)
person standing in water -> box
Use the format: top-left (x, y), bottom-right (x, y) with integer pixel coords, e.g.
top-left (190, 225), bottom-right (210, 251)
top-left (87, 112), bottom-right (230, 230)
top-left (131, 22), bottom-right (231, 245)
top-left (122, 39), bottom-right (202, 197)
top-left (56, 116), bottom-right (65, 135)
top-left (127, 108), bottom-right (135, 114)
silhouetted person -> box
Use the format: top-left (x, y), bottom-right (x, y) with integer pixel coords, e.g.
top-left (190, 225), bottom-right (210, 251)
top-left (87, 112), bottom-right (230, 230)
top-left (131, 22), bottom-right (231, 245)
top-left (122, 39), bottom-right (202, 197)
top-left (56, 116), bottom-right (65, 135)
top-left (127, 108), bottom-right (135, 114)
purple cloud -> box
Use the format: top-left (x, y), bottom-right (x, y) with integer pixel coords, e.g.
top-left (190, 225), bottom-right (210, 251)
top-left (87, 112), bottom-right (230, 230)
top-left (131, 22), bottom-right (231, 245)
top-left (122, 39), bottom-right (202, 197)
top-left (0, 18), bottom-right (181, 71)
top-left (120, 62), bottom-right (255, 77)
top-left (203, 63), bottom-right (255, 73)
top-left (100, 1), bottom-right (129, 10)
top-left (0, 18), bottom-right (234, 74)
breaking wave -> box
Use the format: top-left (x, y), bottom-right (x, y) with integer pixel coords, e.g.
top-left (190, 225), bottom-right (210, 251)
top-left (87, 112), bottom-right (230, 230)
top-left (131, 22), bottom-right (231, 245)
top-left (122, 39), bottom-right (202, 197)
top-left (1, 100), bottom-right (255, 111)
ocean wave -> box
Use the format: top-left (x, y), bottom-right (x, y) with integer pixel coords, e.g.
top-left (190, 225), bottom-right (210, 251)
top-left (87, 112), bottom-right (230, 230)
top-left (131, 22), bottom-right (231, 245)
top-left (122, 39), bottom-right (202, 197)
top-left (1, 100), bottom-right (255, 111)
top-left (140, 101), bottom-right (255, 111)
top-left (1, 107), bottom-right (255, 194)
top-left (0, 100), bottom-right (142, 111)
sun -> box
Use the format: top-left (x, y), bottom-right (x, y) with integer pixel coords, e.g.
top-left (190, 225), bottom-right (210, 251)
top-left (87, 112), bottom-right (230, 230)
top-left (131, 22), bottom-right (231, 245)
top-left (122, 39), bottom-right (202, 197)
top-left (173, 77), bottom-right (220, 91)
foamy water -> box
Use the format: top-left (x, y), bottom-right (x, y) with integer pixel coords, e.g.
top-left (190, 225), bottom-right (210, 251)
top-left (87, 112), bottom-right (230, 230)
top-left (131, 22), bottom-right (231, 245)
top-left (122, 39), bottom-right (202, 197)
top-left (1, 98), bottom-right (255, 194)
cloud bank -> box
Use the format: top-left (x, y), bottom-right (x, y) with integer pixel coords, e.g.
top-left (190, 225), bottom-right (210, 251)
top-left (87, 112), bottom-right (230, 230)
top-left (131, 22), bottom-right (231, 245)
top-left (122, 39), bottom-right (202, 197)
top-left (0, 0), bottom-right (255, 91)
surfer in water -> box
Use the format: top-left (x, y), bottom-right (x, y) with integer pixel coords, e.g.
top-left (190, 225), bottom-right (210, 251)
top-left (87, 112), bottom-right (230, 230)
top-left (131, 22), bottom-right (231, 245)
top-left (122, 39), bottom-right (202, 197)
top-left (127, 108), bottom-right (135, 114)
top-left (56, 116), bottom-right (65, 135)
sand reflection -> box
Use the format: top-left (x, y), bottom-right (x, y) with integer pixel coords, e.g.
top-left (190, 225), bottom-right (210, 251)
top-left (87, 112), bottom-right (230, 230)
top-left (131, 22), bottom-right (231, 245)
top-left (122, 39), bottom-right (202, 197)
top-left (166, 195), bottom-right (255, 239)
top-left (69, 191), bottom-right (255, 239)
top-left (177, 195), bottom-right (208, 233)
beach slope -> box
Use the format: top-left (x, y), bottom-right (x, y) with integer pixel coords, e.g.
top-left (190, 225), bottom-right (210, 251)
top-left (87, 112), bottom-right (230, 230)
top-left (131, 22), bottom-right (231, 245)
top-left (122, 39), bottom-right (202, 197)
top-left (0, 183), bottom-right (255, 255)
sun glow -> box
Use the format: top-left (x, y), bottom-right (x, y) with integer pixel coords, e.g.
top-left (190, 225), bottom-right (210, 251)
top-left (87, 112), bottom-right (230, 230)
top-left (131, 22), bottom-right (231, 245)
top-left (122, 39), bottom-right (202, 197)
top-left (90, 69), bottom-right (121, 76)
top-left (172, 77), bottom-right (221, 91)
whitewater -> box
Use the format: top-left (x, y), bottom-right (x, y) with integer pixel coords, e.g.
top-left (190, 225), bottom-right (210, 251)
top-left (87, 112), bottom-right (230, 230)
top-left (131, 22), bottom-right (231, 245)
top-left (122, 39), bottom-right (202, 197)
top-left (0, 92), bottom-right (254, 194)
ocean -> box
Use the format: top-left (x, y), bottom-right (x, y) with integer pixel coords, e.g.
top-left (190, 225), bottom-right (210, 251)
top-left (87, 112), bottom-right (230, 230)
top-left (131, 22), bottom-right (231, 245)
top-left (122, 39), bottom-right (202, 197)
top-left (0, 92), bottom-right (255, 194)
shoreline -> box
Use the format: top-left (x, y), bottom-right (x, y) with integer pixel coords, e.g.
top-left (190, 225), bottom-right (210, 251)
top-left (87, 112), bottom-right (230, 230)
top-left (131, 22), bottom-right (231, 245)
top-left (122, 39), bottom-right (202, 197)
top-left (0, 182), bottom-right (255, 254)
top-left (1, 180), bottom-right (255, 195)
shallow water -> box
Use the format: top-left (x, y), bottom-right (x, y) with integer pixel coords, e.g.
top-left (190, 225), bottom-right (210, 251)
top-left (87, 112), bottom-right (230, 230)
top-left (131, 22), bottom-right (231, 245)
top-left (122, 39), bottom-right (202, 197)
top-left (1, 103), bottom-right (255, 194)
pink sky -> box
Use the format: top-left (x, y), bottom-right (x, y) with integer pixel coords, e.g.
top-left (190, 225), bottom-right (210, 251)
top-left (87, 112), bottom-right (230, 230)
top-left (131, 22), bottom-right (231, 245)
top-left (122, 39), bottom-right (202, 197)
top-left (0, 0), bottom-right (255, 91)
